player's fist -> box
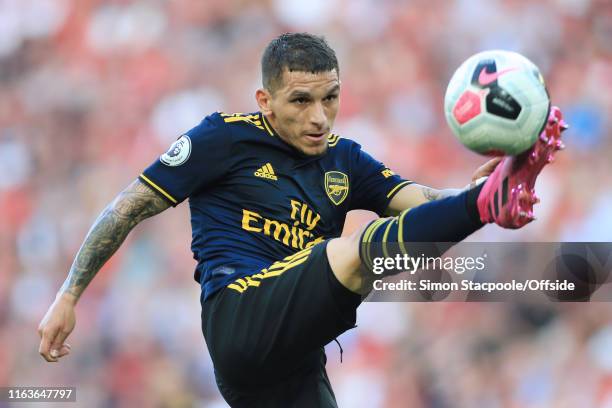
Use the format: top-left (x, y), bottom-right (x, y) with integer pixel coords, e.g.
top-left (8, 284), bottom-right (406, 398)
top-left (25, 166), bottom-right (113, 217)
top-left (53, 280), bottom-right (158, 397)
top-left (38, 293), bottom-right (76, 362)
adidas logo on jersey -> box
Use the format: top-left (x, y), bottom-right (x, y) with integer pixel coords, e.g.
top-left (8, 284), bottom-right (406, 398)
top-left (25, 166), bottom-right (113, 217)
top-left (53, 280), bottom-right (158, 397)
top-left (254, 163), bottom-right (278, 180)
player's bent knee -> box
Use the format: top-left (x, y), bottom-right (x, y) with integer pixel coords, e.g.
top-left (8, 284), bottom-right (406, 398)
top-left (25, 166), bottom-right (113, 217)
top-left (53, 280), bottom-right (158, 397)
top-left (326, 224), bottom-right (369, 294)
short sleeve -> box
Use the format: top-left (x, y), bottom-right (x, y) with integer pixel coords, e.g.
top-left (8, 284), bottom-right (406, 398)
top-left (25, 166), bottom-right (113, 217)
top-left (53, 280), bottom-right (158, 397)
top-left (139, 113), bottom-right (231, 206)
top-left (349, 144), bottom-right (412, 216)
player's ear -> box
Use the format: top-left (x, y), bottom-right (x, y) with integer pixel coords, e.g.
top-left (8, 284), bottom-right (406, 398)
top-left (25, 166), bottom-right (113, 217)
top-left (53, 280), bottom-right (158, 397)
top-left (256, 88), bottom-right (273, 115)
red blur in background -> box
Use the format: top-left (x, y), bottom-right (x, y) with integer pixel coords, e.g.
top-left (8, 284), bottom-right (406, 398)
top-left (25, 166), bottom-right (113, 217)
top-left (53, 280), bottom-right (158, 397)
top-left (0, 0), bottom-right (611, 407)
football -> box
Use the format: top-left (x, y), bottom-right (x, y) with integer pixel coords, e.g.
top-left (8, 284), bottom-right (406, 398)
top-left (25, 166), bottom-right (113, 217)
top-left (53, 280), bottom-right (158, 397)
top-left (444, 50), bottom-right (550, 156)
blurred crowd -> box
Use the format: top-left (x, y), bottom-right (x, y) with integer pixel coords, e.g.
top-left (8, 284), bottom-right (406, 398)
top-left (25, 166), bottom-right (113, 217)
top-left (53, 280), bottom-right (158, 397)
top-left (0, 0), bottom-right (611, 406)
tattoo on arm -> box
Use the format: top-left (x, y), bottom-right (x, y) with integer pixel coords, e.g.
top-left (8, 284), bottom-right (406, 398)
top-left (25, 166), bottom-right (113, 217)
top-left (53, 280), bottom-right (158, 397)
top-left (59, 179), bottom-right (171, 300)
top-left (421, 186), bottom-right (463, 202)
top-left (422, 187), bottom-right (442, 202)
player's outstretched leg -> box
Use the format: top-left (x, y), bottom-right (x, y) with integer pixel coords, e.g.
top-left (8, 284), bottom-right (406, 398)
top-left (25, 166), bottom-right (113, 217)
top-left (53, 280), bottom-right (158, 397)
top-left (327, 106), bottom-right (567, 293)
top-left (357, 186), bottom-right (484, 275)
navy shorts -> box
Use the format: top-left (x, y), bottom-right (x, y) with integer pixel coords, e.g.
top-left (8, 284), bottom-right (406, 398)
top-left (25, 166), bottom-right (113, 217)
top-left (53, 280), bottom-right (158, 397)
top-left (201, 240), bottom-right (362, 407)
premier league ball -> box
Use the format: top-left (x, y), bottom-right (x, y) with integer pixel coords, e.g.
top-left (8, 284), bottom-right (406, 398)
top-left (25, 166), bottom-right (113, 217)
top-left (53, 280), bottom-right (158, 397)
top-left (444, 50), bottom-right (550, 156)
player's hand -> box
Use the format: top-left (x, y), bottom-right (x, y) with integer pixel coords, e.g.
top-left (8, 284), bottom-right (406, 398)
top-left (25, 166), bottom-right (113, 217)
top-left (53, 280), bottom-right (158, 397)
top-left (471, 157), bottom-right (502, 183)
top-left (38, 293), bottom-right (76, 362)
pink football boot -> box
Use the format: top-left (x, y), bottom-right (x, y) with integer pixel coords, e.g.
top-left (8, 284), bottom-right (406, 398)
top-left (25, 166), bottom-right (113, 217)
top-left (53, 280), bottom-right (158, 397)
top-left (477, 106), bottom-right (568, 229)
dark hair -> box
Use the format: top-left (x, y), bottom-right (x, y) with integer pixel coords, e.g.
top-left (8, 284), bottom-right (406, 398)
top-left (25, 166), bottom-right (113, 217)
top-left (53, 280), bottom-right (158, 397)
top-left (261, 33), bottom-right (339, 92)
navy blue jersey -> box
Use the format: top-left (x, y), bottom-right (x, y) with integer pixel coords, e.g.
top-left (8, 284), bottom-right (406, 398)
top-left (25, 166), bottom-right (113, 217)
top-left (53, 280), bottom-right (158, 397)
top-left (140, 112), bottom-right (411, 301)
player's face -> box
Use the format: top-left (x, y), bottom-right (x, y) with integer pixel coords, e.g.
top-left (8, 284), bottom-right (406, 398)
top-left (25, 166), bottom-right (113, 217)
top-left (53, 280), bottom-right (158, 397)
top-left (260, 69), bottom-right (340, 156)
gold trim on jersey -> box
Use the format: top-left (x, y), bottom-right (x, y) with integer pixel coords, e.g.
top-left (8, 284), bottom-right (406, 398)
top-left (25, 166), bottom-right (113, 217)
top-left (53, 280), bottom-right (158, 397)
top-left (139, 174), bottom-right (178, 204)
top-left (327, 133), bottom-right (341, 147)
top-left (220, 112), bottom-right (265, 131)
top-left (386, 180), bottom-right (411, 199)
top-left (260, 114), bottom-right (275, 137)
top-left (227, 248), bottom-right (313, 293)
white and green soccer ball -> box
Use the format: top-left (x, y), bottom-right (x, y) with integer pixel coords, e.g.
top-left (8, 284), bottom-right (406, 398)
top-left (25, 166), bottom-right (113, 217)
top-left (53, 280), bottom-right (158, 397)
top-left (444, 50), bottom-right (550, 156)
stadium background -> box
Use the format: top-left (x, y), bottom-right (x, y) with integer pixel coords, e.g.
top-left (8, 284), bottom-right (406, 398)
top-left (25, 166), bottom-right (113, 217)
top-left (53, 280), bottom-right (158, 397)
top-left (0, 0), bottom-right (611, 406)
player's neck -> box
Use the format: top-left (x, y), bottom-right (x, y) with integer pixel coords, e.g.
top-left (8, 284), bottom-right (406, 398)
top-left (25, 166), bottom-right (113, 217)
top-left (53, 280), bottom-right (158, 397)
top-left (263, 114), bottom-right (294, 146)
top-left (262, 113), bottom-right (327, 158)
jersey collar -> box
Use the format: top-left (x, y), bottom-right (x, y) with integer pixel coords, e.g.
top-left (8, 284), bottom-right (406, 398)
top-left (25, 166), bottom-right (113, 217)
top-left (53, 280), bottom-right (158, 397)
top-left (259, 112), bottom-right (329, 162)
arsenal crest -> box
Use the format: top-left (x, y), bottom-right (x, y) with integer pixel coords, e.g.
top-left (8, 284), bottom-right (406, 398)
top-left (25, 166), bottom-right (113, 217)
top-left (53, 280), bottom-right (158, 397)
top-left (325, 171), bottom-right (349, 205)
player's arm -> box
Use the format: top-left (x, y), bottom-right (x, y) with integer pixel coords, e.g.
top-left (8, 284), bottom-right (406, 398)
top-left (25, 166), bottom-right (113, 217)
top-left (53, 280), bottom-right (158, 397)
top-left (385, 157), bottom-right (501, 215)
top-left (38, 179), bottom-right (171, 362)
top-left (60, 179), bottom-right (171, 299)
top-left (384, 183), bottom-right (462, 215)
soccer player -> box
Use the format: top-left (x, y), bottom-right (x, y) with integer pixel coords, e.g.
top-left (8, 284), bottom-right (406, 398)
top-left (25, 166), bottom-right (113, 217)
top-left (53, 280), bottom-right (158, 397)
top-left (38, 33), bottom-right (565, 406)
